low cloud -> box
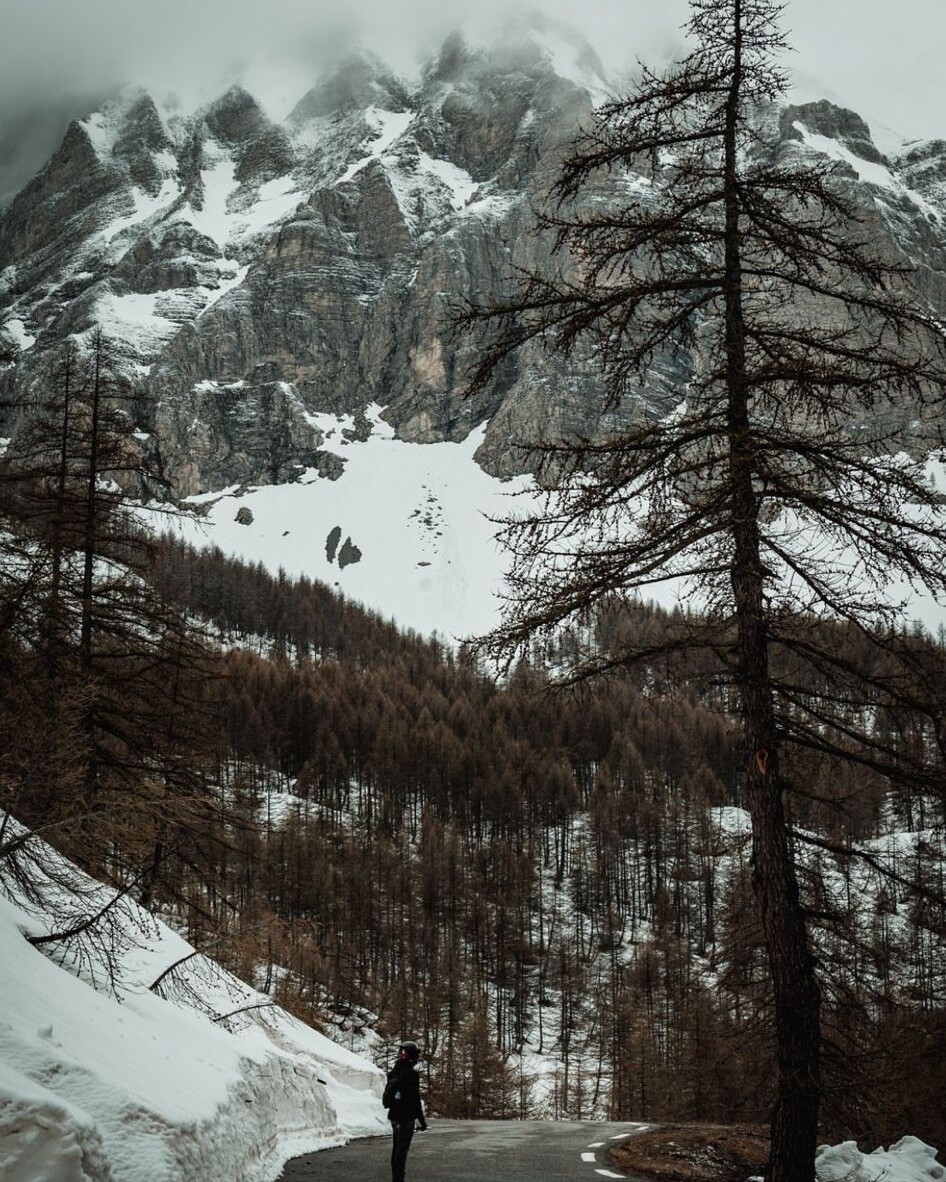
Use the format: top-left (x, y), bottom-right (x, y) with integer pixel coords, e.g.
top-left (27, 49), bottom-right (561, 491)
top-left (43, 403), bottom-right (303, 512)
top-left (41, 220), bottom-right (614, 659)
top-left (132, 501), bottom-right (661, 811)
top-left (0, 0), bottom-right (943, 203)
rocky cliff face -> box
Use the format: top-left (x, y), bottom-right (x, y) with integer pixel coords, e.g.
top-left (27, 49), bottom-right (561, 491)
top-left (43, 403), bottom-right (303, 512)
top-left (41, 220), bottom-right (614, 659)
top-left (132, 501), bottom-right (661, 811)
top-left (1, 18), bottom-right (945, 499)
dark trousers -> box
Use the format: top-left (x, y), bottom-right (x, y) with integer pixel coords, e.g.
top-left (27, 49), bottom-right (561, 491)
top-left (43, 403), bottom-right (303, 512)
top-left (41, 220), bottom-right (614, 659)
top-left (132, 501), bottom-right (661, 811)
top-left (390, 1120), bottom-right (415, 1182)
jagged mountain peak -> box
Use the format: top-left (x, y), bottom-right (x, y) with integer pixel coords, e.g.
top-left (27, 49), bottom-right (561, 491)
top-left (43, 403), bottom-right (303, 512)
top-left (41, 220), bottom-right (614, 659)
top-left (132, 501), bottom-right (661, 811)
top-left (288, 51), bottom-right (412, 124)
top-left (75, 87), bottom-right (171, 160)
top-left (192, 86), bottom-right (293, 193)
top-left (425, 30), bottom-right (473, 85)
top-left (408, 16), bottom-right (605, 187)
top-left (111, 94), bottom-right (176, 197)
top-left (2, 32), bottom-right (945, 581)
top-left (0, 86), bottom-right (178, 273)
top-left (202, 85), bottom-right (270, 146)
top-left (780, 98), bottom-right (887, 165)
top-left (423, 12), bottom-right (607, 98)
top-left (502, 9), bottom-right (608, 91)
top-left (771, 96), bottom-right (946, 236)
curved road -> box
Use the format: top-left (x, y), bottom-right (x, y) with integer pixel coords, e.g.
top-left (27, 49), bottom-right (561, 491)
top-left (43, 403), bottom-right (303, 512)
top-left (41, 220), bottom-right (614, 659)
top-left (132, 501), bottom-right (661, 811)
top-left (279, 1119), bottom-right (650, 1182)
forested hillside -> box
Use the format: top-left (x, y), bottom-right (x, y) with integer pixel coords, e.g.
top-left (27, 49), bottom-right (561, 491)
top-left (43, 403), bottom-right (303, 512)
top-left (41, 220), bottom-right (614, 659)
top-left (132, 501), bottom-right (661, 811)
top-left (3, 5), bottom-right (946, 1182)
top-left (149, 540), bottom-right (946, 1142)
top-left (1, 412), bottom-right (943, 1144)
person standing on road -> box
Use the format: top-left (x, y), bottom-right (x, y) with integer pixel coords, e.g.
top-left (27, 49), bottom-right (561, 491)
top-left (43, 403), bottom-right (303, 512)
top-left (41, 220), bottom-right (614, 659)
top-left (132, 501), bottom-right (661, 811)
top-left (384, 1040), bottom-right (427, 1182)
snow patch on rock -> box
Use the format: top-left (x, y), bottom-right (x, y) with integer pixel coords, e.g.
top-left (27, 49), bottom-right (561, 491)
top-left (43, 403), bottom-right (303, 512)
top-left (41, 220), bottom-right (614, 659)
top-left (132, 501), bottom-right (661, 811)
top-left (416, 151), bottom-right (478, 210)
top-left (2, 317), bottom-right (36, 353)
top-left (102, 179), bottom-right (182, 246)
top-left (793, 121), bottom-right (941, 221)
top-left (337, 108), bottom-right (414, 185)
top-left (94, 291), bottom-right (179, 358)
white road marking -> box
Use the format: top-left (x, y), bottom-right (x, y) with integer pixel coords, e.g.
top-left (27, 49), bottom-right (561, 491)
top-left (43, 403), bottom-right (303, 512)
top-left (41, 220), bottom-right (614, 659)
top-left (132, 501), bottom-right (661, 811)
top-left (610, 1133), bottom-right (631, 1140)
top-left (596, 1172), bottom-right (627, 1179)
top-left (587, 1142), bottom-right (606, 1149)
top-left (582, 1152), bottom-right (597, 1162)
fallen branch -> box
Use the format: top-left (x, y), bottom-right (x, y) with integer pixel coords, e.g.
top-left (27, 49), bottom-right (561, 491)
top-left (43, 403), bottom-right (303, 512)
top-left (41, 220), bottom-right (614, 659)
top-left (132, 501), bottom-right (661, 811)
top-left (149, 950), bottom-right (200, 993)
top-left (211, 1001), bottom-right (275, 1024)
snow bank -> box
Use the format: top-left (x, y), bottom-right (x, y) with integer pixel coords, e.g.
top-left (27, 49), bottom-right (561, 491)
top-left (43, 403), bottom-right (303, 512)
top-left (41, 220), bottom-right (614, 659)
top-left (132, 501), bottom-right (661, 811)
top-left (817, 1138), bottom-right (944, 1182)
top-left (0, 1059), bottom-right (111, 1182)
top-left (0, 822), bottom-right (386, 1182)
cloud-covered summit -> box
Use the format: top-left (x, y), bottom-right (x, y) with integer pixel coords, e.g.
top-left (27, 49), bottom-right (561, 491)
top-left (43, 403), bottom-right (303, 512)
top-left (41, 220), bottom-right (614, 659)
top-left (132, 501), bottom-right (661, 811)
top-left (1, 0), bottom-right (944, 205)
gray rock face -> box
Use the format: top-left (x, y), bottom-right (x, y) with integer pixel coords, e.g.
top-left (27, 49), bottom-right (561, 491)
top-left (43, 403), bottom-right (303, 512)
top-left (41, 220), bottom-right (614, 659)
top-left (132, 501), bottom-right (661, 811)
top-left (1, 26), bottom-right (945, 501)
top-left (112, 222), bottom-right (222, 293)
top-left (337, 537), bottom-right (362, 569)
top-left (113, 95), bottom-right (175, 194)
top-left (325, 526), bottom-right (342, 563)
top-left (324, 526), bottom-right (361, 568)
top-left (780, 100), bottom-right (887, 164)
top-left (898, 139), bottom-right (946, 211)
top-left (0, 120), bottom-right (118, 278)
top-left (203, 86), bottom-right (294, 187)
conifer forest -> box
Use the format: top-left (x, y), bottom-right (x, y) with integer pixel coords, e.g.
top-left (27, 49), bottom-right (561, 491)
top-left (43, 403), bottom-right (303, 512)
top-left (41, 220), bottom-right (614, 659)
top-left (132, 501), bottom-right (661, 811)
top-left (1, 1), bottom-right (945, 1179)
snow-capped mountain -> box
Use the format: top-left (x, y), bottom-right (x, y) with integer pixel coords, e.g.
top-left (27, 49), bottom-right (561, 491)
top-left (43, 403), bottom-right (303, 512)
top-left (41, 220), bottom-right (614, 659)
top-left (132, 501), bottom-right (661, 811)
top-left (2, 17), bottom-right (946, 636)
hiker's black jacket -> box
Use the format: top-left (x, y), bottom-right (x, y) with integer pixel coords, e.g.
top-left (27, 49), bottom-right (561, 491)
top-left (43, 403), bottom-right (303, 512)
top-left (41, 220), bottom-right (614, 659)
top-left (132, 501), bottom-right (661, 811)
top-left (386, 1060), bottom-right (426, 1125)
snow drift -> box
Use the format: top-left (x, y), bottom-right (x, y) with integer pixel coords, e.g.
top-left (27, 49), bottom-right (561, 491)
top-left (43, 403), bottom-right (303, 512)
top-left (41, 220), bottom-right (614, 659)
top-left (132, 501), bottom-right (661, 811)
top-left (0, 820), bottom-right (386, 1182)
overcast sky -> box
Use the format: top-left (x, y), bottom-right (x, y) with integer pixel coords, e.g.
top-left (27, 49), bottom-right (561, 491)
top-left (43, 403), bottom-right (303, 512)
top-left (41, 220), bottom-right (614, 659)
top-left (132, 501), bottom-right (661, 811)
top-left (1, 0), bottom-right (943, 199)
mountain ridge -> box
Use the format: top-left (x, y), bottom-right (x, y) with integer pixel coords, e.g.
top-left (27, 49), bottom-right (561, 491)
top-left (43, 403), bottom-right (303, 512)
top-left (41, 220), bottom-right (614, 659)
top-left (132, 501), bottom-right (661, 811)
top-left (2, 24), bottom-right (946, 635)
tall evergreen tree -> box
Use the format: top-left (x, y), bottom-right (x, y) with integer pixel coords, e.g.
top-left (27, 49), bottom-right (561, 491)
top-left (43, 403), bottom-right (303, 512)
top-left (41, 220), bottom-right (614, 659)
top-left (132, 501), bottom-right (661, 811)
top-left (458, 1), bottom-right (946, 1178)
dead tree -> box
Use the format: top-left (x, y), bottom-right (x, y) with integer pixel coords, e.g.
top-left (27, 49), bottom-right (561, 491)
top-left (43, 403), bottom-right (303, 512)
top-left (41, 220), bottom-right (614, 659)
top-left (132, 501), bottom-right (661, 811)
top-left (457, 1), bottom-right (946, 1178)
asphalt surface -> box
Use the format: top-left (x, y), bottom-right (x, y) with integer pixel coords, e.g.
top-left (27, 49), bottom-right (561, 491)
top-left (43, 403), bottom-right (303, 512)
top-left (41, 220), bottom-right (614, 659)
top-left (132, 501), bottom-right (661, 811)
top-left (279, 1119), bottom-right (651, 1182)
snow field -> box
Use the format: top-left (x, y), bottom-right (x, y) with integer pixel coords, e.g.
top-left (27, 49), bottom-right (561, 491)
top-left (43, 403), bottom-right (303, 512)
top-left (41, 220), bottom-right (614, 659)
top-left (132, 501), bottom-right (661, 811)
top-left (166, 406), bottom-right (534, 641)
top-left (157, 403), bottom-right (946, 650)
top-left (0, 823), bottom-right (386, 1182)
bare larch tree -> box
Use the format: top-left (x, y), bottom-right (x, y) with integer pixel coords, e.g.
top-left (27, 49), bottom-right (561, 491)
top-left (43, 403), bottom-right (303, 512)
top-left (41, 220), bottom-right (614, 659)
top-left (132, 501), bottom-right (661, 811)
top-left (457, 1), bottom-right (946, 1179)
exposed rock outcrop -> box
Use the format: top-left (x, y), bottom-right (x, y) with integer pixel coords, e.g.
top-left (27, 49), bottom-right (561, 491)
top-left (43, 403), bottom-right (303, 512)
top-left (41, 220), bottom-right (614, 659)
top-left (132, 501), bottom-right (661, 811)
top-left (1, 21), bottom-right (945, 501)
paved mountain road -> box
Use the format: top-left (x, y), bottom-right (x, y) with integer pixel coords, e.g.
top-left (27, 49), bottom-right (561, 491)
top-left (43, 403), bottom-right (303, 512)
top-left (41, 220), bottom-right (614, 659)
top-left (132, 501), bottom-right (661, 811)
top-left (279, 1119), bottom-right (651, 1182)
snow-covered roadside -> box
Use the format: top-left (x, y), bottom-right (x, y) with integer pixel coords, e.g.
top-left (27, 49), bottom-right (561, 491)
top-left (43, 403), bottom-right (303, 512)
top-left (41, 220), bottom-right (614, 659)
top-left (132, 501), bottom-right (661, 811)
top-left (816, 1137), bottom-right (945, 1182)
top-left (0, 823), bottom-right (386, 1182)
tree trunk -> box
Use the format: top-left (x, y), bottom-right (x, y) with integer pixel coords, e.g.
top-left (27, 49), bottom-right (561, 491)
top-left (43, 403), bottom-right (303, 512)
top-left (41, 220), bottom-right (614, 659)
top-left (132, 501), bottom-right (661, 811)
top-left (80, 335), bottom-right (103, 804)
top-left (45, 344), bottom-right (75, 681)
top-left (723, 6), bottom-right (821, 1180)
top-left (80, 337), bottom-right (102, 677)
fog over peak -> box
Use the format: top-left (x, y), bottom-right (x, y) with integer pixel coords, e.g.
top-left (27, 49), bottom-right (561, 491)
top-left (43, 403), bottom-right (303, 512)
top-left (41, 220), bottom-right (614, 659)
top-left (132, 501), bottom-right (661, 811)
top-left (1, 0), bottom-right (944, 204)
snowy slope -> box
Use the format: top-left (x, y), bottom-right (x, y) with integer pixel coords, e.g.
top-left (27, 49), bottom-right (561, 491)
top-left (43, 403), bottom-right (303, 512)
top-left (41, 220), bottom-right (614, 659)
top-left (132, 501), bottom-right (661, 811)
top-left (0, 822), bottom-right (386, 1182)
top-left (152, 415), bottom-right (946, 645)
top-left (791, 120), bottom-right (943, 223)
top-left (158, 405), bottom-right (535, 641)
